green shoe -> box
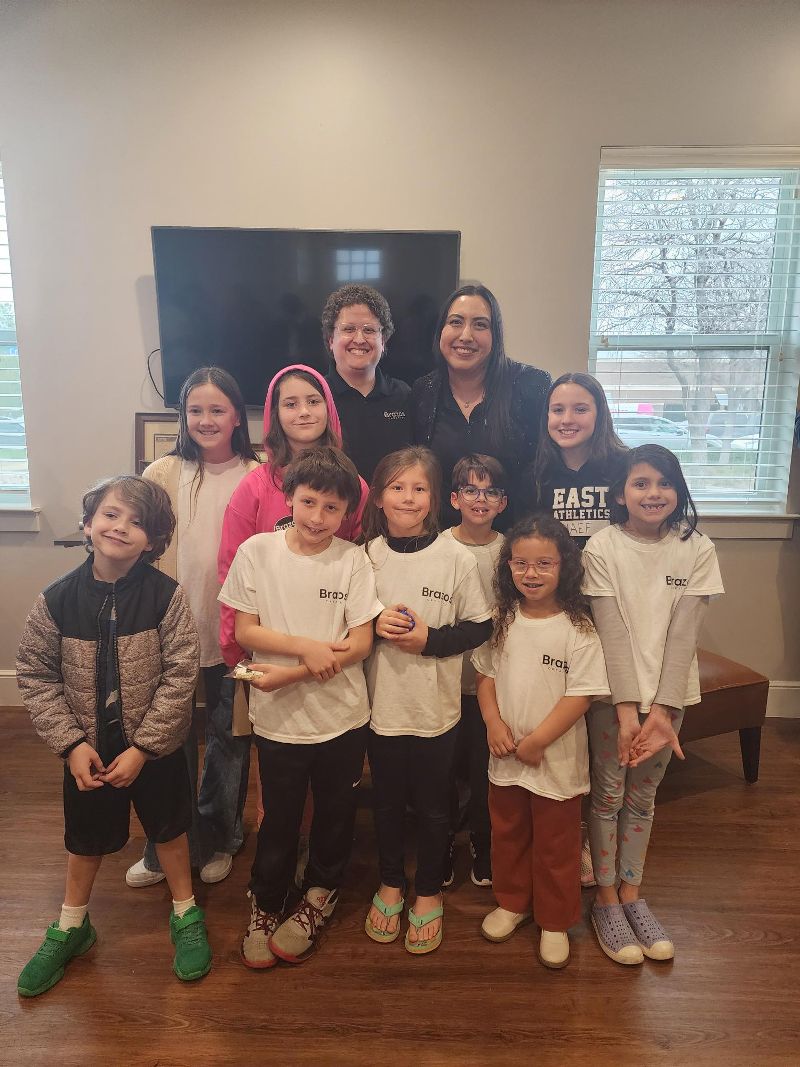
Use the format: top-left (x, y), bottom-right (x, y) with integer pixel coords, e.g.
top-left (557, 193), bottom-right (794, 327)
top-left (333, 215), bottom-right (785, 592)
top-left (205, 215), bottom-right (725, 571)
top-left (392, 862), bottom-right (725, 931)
top-left (170, 906), bottom-right (212, 982)
top-left (18, 914), bottom-right (97, 998)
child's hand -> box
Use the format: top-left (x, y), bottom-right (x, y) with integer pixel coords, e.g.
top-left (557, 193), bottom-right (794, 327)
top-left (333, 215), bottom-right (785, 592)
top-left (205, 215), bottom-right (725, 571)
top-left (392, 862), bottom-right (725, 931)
top-left (98, 746), bottom-right (147, 788)
top-left (515, 731), bottom-right (545, 768)
top-left (66, 742), bottom-right (106, 791)
top-left (376, 606), bottom-right (415, 640)
top-left (615, 702), bottom-right (641, 767)
top-left (248, 663), bottom-right (299, 692)
top-left (390, 608), bottom-right (428, 654)
top-left (486, 716), bottom-right (516, 758)
top-left (296, 638), bottom-right (349, 682)
top-left (628, 704), bottom-right (685, 767)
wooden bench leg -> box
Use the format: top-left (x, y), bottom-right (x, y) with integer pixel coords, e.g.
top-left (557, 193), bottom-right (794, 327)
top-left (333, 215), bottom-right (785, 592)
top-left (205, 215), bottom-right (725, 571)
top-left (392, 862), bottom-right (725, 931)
top-left (739, 726), bottom-right (761, 783)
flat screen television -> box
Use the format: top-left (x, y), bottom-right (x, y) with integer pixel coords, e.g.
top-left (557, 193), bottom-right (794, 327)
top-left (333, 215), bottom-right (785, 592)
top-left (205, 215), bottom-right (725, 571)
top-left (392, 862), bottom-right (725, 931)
top-left (151, 227), bottom-right (461, 406)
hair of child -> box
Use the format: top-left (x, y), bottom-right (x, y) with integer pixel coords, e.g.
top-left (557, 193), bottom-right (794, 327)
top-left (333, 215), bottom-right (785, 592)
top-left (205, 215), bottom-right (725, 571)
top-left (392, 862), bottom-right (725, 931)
top-left (282, 446), bottom-right (363, 516)
top-left (321, 284), bottom-right (395, 346)
top-left (609, 443), bottom-right (698, 540)
top-left (450, 452), bottom-right (508, 494)
top-left (360, 445), bottom-right (442, 544)
top-left (173, 365), bottom-right (258, 465)
top-left (432, 283), bottom-right (515, 452)
top-left (532, 371), bottom-right (627, 490)
top-left (82, 475), bottom-right (175, 563)
top-left (171, 365), bottom-right (258, 516)
top-left (491, 514), bottom-right (593, 648)
top-left (264, 368), bottom-right (342, 478)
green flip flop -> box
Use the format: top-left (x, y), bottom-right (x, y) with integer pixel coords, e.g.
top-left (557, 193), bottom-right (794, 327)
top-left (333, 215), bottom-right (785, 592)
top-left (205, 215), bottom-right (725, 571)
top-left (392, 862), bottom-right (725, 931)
top-left (365, 891), bottom-right (404, 944)
top-left (404, 903), bottom-right (443, 955)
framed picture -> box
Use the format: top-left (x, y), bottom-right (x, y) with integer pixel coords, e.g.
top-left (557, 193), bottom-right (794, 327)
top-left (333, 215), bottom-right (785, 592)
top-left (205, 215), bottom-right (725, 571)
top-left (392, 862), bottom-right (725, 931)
top-left (134, 412), bottom-right (180, 474)
top-left (134, 411), bottom-right (265, 473)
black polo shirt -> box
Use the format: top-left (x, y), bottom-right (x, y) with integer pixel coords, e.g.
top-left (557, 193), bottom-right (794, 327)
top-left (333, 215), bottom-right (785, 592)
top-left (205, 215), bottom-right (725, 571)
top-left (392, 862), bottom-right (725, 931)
top-left (428, 381), bottom-right (518, 530)
top-left (326, 366), bottom-right (412, 483)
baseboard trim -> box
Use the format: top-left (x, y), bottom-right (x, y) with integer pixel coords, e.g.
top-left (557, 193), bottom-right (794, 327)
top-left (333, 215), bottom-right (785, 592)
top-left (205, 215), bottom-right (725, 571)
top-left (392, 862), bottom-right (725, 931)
top-left (765, 682), bottom-right (800, 719)
top-left (2, 670), bottom-right (800, 717)
top-left (0, 670), bottom-right (20, 708)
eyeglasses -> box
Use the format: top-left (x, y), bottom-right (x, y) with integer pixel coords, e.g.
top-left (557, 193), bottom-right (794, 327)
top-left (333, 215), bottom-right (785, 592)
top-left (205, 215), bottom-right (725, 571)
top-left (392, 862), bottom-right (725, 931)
top-left (335, 324), bottom-right (382, 338)
top-left (508, 558), bottom-right (561, 575)
top-left (457, 485), bottom-right (506, 503)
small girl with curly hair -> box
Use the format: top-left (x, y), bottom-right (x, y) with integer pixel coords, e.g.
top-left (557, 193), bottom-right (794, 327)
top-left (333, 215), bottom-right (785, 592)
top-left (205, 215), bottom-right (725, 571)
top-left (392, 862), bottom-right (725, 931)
top-left (472, 516), bottom-right (609, 969)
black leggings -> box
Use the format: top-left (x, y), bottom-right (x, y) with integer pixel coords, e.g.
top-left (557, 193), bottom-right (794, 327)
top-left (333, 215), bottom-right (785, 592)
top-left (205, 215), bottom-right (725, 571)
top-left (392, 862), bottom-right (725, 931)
top-left (368, 725), bottom-right (459, 897)
top-left (449, 694), bottom-right (491, 844)
top-left (250, 725), bottom-right (368, 913)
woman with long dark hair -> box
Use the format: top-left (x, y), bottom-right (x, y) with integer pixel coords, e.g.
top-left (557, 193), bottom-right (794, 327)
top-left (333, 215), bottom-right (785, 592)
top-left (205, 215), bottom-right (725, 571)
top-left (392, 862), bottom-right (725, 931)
top-left (410, 284), bottom-right (551, 527)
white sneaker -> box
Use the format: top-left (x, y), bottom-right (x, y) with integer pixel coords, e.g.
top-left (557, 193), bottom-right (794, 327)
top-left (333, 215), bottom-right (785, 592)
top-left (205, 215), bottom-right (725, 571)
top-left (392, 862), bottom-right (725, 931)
top-left (125, 858), bottom-right (166, 888)
top-left (200, 852), bottom-right (233, 884)
top-left (538, 929), bottom-right (570, 969)
top-left (480, 907), bottom-right (532, 943)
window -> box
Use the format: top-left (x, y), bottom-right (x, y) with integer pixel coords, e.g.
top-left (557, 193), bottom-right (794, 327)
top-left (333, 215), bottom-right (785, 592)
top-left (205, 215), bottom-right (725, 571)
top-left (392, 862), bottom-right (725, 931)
top-left (589, 148), bottom-right (800, 513)
top-left (0, 162), bottom-right (30, 505)
top-left (335, 248), bottom-right (382, 283)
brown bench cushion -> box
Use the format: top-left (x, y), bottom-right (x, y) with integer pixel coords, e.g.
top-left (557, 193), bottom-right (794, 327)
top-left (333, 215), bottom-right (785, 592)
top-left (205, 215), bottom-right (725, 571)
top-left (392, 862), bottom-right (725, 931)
top-left (678, 648), bottom-right (769, 782)
top-left (683, 648), bottom-right (769, 743)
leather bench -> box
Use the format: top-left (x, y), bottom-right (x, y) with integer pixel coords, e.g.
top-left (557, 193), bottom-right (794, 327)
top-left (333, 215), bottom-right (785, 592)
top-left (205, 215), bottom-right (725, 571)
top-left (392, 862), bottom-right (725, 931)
top-left (684, 649), bottom-right (769, 782)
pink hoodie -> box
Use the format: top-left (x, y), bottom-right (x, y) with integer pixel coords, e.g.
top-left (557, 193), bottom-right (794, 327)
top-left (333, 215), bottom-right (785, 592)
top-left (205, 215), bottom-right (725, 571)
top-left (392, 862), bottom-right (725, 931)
top-left (217, 364), bottom-right (369, 665)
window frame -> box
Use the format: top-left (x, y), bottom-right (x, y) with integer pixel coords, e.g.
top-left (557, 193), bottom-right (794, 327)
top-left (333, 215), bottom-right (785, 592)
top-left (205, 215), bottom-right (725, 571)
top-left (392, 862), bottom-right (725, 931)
top-left (589, 153), bottom-right (800, 516)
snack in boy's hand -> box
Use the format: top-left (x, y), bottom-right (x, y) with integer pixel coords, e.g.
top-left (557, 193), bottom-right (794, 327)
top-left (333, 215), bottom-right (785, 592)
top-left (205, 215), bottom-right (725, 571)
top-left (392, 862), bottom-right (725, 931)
top-left (231, 663), bottom-right (264, 682)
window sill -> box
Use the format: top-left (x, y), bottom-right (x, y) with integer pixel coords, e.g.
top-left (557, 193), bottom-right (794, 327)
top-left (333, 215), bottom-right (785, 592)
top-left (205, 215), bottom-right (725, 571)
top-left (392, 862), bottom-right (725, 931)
top-left (698, 514), bottom-right (798, 540)
top-left (0, 506), bottom-right (40, 532)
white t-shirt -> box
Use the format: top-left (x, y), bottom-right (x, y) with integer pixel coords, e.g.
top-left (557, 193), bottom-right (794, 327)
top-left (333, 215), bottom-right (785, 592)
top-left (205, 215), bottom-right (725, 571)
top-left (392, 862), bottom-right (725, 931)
top-left (472, 609), bottom-right (609, 800)
top-left (218, 530), bottom-right (383, 743)
top-left (176, 456), bottom-right (251, 666)
top-left (440, 527), bottom-right (502, 696)
top-left (366, 534), bottom-right (492, 738)
top-left (582, 524), bottom-right (724, 713)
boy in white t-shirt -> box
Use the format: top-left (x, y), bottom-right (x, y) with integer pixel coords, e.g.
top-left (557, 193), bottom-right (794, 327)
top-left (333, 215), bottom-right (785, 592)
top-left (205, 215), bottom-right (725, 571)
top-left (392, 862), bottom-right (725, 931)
top-left (441, 454), bottom-right (508, 889)
top-left (218, 448), bottom-right (382, 969)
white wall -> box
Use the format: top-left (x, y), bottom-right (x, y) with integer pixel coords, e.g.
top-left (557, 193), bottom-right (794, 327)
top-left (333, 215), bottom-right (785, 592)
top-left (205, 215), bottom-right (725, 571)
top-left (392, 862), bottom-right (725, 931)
top-left (2, 0), bottom-right (800, 701)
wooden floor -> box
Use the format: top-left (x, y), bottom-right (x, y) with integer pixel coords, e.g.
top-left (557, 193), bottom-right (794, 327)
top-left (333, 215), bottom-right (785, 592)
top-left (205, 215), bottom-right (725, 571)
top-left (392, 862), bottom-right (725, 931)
top-left (2, 711), bottom-right (799, 1067)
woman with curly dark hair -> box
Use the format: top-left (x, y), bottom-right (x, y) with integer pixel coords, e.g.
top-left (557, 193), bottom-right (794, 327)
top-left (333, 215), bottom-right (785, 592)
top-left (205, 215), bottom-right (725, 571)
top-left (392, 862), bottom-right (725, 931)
top-left (322, 284), bottom-right (411, 483)
top-left (472, 516), bottom-right (609, 970)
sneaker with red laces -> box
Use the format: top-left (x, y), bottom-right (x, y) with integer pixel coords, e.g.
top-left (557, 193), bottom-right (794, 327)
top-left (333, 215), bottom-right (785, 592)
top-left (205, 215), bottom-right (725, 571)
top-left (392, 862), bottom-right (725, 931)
top-left (269, 887), bottom-right (338, 964)
top-left (241, 891), bottom-right (282, 970)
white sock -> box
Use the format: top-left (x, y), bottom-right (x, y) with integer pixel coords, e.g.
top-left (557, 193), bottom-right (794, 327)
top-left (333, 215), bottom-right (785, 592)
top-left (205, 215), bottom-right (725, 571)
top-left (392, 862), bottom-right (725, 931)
top-left (172, 895), bottom-right (195, 918)
top-left (59, 903), bottom-right (88, 931)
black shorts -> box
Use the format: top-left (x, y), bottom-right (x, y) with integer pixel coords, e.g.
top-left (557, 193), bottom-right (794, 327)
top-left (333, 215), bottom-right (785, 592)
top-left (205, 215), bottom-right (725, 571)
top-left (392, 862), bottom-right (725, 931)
top-left (63, 746), bottom-right (192, 857)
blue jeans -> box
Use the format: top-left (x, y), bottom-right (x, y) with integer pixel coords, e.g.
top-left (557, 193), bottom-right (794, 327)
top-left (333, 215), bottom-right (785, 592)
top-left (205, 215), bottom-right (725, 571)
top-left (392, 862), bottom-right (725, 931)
top-left (143, 664), bottom-right (251, 871)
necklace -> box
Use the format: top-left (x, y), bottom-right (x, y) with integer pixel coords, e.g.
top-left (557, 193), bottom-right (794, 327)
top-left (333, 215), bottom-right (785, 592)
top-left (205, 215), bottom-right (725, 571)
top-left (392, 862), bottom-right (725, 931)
top-left (453, 390), bottom-right (484, 414)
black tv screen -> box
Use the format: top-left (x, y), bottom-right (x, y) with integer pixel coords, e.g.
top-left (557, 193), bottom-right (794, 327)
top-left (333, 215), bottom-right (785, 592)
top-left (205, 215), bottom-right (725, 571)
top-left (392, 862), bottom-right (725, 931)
top-left (151, 227), bottom-right (461, 406)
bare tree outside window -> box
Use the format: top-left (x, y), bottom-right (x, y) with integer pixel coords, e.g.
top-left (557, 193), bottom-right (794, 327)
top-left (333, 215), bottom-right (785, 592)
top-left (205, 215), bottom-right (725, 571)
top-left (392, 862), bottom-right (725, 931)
top-left (590, 166), bottom-right (799, 507)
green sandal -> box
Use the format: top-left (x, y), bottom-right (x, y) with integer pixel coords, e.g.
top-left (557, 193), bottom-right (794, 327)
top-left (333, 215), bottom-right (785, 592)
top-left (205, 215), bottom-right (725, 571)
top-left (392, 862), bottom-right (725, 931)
top-left (365, 891), bottom-right (404, 944)
top-left (404, 903), bottom-right (443, 955)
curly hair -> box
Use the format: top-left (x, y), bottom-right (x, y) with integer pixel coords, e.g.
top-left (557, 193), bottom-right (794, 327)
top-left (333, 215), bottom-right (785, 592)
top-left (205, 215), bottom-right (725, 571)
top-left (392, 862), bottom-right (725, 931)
top-left (361, 446), bottom-right (441, 544)
top-left (321, 284), bottom-right (395, 346)
top-left (491, 515), bottom-right (593, 649)
top-left (82, 475), bottom-right (175, 564)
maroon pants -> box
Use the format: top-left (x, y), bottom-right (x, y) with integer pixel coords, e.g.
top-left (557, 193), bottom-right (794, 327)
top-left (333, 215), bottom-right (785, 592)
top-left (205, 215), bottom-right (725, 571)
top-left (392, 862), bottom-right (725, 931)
top-left (489, 782), bottom-right (582, 931)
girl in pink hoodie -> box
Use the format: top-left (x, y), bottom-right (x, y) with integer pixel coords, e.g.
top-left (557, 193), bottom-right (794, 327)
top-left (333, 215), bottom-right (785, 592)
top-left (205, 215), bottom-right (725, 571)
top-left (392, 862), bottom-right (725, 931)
top-left (218, 364), bottom-right (368, 668)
